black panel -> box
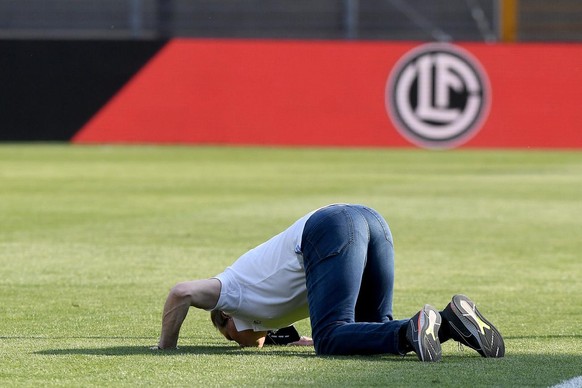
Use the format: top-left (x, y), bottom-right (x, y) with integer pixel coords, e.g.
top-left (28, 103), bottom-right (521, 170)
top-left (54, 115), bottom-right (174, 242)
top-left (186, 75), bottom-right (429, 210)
top-left (0, 40), bottom-right (166, 141)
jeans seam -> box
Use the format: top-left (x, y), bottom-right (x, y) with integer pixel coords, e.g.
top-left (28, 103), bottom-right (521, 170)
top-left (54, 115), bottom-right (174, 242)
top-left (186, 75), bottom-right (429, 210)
top-left (346, 208), bottom-right (354, 248)
top-left (361, 206), bottom-right (393, 247)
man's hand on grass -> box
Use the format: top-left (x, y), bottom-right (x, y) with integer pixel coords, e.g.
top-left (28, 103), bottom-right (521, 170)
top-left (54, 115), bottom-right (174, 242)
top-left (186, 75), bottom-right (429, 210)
top-left (287, 336), bottom-right (313, 347)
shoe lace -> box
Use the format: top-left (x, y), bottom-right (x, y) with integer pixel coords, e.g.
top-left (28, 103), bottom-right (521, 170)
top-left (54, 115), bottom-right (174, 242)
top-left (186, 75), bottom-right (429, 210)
top-left (457, 342), bottom-right (465, 353)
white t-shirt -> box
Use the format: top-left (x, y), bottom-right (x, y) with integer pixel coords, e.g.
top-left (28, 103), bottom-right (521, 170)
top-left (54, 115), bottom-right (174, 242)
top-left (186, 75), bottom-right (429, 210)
top-left (212, 210), bottom-right (316, 332)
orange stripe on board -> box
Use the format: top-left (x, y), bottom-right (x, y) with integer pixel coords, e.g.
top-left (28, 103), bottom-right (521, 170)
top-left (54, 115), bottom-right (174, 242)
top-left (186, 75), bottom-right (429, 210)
top-left (500, 0), bottom-right (519, 42)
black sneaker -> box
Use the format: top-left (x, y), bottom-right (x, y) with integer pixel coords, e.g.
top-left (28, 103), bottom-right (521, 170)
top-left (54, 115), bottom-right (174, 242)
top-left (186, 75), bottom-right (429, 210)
top-left (405, 305), bottom-right (442, 362)
top-left (441, 294), bottom-right (505, 358)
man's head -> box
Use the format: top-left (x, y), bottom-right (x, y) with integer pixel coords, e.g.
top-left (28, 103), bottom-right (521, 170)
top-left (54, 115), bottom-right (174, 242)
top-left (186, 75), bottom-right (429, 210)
top-left (210, 310), bottom-right (267, 347)
top-left (210, 309), bottom-right (228, 330)
top-left (210, 310), bottom-right (233, 340)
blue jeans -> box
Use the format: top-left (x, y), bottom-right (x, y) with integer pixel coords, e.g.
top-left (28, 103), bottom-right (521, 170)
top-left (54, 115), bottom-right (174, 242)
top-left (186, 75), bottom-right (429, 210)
top-left (301, 204), bottom-right (408, 355)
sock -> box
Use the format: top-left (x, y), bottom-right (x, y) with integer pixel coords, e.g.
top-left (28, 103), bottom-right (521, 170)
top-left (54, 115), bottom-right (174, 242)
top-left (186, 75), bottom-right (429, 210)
top-left (438, 311), bottom-right (453, 343)
top-left (397, 321), bottom-right (413, 355)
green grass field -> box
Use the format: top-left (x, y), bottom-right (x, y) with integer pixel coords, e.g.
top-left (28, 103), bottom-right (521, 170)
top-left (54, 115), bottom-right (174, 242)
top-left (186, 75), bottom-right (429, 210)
top-left (1, 144), bottom-right (581, 387)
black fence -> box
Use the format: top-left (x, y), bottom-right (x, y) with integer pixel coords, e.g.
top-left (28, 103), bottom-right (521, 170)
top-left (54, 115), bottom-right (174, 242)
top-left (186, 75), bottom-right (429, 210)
top-left (1, 0), bottom-right (581, 42)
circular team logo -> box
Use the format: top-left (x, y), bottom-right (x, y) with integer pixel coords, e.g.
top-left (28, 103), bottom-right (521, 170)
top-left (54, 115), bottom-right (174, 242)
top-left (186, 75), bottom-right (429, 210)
top-left (386, 43), bottom-right (490, 149)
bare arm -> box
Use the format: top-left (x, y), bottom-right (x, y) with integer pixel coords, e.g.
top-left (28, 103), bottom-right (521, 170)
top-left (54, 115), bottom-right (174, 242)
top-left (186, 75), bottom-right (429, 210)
top-left (157, 278), bottom-right (221, 349)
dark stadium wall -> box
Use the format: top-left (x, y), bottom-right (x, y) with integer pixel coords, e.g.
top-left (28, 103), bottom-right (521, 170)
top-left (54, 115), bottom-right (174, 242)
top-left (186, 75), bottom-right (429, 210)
top-left (0, 40), bottom-right (166, 141)
top-left (2, 39), bottom-right (582, 149)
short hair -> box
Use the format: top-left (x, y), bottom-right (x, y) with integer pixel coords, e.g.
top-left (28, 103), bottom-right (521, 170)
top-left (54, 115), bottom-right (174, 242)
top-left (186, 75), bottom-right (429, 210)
top-left (210, 310), bottom-right (229, 330)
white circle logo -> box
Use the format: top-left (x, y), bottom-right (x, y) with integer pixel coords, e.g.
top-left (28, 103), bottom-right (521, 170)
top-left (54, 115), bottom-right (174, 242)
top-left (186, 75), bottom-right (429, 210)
top-left (386, 43), bottom-right (490, 149)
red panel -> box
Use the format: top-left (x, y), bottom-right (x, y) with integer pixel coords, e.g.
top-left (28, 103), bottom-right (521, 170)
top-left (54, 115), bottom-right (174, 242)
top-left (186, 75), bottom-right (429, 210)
top-left (73, 39), bottom-right (582, 149)
top-left (467, 43), bottom-right (582, 148)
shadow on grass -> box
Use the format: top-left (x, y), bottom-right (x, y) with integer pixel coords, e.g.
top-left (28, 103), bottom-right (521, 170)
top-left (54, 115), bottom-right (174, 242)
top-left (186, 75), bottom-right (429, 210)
top-left (34, 345), bottom-right (317, 358)
top-left (34, 345), bottom-right (420, 362)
